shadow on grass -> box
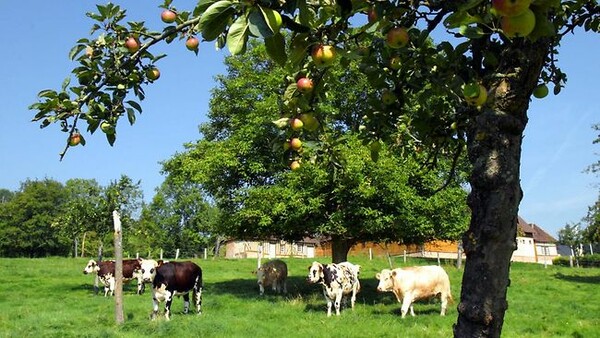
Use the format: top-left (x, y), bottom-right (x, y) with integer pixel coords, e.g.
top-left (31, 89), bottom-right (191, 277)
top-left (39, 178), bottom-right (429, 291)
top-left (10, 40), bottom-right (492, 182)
top-left (554, 272), bottom-right (600, 284)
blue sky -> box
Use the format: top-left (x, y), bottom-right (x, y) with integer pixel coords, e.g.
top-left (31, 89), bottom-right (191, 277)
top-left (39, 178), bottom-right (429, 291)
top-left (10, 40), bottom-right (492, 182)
top-left (0, 2), bottom-right (598, 238)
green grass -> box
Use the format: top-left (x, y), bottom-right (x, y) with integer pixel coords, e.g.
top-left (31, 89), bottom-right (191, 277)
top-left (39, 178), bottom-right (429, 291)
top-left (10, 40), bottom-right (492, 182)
top-left (0, 256), bottom-right (598, 337)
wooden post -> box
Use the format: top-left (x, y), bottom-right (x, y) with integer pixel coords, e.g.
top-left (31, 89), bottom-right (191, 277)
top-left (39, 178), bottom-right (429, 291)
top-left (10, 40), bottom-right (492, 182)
top-left (403, 250), bottom-right (407, 263)
top-left (437, 252), bottom-right (441, 266)
top-left (257, 244), bottom-right (263, 269)
top-left (204, 248), bottom-right (208, 260)
top-left (175, 248), bottom-right (180, 260)
top-left (369, 248), bottom-right (372, 261)
top-left (74, 238), bottom-right (78, 258)
top-left (112, 210), bottom-right (124, 325)
top-left (160, 249), bottom-right (163, 260)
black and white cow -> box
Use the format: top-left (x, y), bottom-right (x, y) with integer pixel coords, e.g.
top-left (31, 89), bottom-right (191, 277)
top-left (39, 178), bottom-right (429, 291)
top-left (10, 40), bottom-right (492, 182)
top-left (82, 259), bottom-right (145, 296)
top-left (139, 259), bottom-right (203, 320)
top-left (307, 261), bottom-right (361, 316)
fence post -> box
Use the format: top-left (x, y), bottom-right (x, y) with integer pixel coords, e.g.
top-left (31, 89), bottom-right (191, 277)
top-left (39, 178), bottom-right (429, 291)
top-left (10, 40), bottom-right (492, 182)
top-left (204, 248), bottom-right (208, 260)
top-left (369, 248), bottom-right (372, 260)
top-left (457, 244), bottom-right (463, 269)
top-left (403, 250), bottom-right (407, 263)
top-left (175, 248), bottom-right (180, 260)
top-left (112, 210), bottom-right (124, 325)
top-left (437, 252), bottom-right (441, 266)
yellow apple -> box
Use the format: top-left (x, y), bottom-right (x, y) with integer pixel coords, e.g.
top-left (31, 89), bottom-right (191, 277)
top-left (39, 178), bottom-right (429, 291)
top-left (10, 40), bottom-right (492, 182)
top-left (312, 44), bottom-right (336, 67)
top-left (386, 27), bottom-right (409, 49)
top-left (501, 9), bottom-right (536, 38)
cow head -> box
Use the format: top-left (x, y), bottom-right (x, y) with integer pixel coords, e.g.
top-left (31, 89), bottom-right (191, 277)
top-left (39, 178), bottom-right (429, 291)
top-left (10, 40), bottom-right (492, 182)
top-left (307, 261), bottom-right (324, 284)
top-left (375, 269), bottom-right (396, 292)
top-left (139, 259), bottom-right (159, 283)
top-left (83, 259), bottom-right (99, 274)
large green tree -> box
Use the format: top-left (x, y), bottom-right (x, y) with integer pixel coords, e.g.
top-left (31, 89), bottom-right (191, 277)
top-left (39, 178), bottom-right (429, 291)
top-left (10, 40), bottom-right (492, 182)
top-left (162, 41), bottom-right (469, 262)
top-left (29, 0), bottom-right (600, 336)
top-left (0, 179), bottom-right (70, 257)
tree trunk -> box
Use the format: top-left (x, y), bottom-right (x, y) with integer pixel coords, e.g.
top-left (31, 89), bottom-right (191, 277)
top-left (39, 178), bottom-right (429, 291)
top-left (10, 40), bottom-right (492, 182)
top-left (330, 236), bottom-right (354, 263)
top-left (454, 39), bottom-right (549, 338)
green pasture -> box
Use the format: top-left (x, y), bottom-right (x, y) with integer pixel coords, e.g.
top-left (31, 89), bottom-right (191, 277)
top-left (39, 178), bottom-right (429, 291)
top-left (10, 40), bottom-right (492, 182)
top-left (0, 256), bottom-right (598, 337)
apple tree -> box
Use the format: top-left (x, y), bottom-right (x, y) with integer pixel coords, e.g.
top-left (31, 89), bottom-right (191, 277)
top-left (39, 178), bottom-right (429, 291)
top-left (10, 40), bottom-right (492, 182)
top-left (29, 0), bottom-right (600, 336)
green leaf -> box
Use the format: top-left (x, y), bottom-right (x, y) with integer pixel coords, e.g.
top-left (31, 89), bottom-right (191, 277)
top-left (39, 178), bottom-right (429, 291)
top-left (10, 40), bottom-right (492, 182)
top-left (199, 0), bottom-right (235, 41)
top-left (226, 15), bottom-right (249, 55)
top-left (459, 25), bottom-right (485, 39)
top-left (61, 77), bottom-right (71, 91)
top-left (69, 44), bottom-right (86, 60)
top-left (289, 33), bottom-right (310, 68)
top-left (264, 33), bottom-right (287, 66)
top-left (259, 6), bottom-right (282, 34)
top-left (126, 100), bottom-right (142, 113)
top-left (126, 107), bottom-right (136, 125)
top-left (248, 9), bottom-right (273, 38)
top-left (444, 11), bottom-right (482, 29)
top-left (106, 132), bottom-right (116, 146)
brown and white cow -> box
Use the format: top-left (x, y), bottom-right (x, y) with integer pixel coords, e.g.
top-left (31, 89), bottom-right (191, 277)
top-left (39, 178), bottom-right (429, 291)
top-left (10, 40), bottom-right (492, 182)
top-left (375, 265), bottom-right (453, 318)
top-left (256, 259), bottom-right (288, 296)
top-left (82, 259), bottom-right (145, 296)
top-left (139, 259), bottom-right (203, 320)
top-left (307, 261), bottom-right (361, 316)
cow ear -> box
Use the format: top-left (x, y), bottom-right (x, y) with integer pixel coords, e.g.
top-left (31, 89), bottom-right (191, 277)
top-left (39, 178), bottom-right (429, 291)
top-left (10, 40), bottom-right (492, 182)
top-left (391, 270), bottom-right (397, 277)
top-left (157, 260), bottom-right (164, 267)
top-left (375, 273), bottom-right (381, 280)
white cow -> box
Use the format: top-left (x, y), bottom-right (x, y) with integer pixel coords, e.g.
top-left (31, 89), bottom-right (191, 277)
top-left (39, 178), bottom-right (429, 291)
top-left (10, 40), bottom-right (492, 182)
top-left (256, 259), bottom-right (288, 295)
top-left (376, 265), bottom-right (453, 318)
top-left (307, 261), bottom-right (361, 316)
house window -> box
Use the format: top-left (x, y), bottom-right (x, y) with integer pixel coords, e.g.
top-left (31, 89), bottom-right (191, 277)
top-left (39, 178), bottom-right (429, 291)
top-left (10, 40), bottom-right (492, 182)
top-left (296, 243), bottom-right (304, 254)
top-left (280, 244), bottom-right (287, 254)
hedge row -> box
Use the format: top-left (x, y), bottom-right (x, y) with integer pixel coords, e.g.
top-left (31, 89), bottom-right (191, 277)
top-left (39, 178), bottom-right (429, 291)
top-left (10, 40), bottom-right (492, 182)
top-left (553, 254), bottom-right (600, 268)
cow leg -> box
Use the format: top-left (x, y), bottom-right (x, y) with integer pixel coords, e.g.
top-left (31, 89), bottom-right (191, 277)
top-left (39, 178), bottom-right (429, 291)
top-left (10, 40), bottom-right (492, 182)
top-left (334, 291), bottom-right (343, 316)
top-left (440, 294), bottom-right (448, 316)
top-left (259, 283), bottom-right (265, 296)
top-left (323, 289), bottom-right (333, 317)
top-left (151, 296), bottom-right (160, 320)
top-left (400, 297), bottom-right (413, 318)
top-left (164, 292), bottom-right (174, 320)
top-left (194, 286), bottom-right (203, 315)
top-left (350, 285), bottom-right (358, 309)
top-left (272, 280), bottom-right (278, 293)
top-left (137, 278), bottom-right (145, 295)
top-left (183, 293), bottom-right (190, 314)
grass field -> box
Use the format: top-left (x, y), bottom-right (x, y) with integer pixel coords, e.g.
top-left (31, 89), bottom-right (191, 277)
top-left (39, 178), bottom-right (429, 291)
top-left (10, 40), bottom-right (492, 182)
top-left (0, 256), bottom-right (598, 337)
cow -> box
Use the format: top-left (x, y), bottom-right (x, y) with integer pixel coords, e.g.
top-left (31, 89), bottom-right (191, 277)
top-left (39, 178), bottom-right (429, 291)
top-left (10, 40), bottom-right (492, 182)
top-left (139, 259), bottom-right (203, 320)
top-left (255, 259), bottom-right (288, 296)
top-left (307, 261), bottom-right (361, 316)
top-left (375, 265), bottom-right (453, 318)
top-left (82, 259), bottom-right (145, 296)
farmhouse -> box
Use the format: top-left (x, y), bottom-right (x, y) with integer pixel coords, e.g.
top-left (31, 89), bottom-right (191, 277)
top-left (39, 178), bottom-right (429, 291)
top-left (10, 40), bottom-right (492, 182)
top-left (225, 216), bottom-right (558, 264)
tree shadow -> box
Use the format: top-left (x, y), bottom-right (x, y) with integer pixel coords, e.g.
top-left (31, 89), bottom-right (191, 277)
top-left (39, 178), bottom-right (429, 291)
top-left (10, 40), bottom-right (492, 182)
top-left (554, 272), bottom-right (600, 284)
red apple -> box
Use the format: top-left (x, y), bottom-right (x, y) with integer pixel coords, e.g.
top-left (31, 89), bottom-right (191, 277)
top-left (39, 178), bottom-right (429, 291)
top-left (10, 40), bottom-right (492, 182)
top-left (296, 77), bottom-right (314, 93)
top-left (125, 37), bottom-right (140, 53)
top-left (69, 133), bottom-right (81, 146)
top-left (186, 36), bottom-right (200, 51)
top-left (311, 44), bottom-right (336, 67)
top-left (290, 118), bottom-right (304, 131)
top-left (146, 67), bottom-right (160, 81)
top-left (367, 7), bottom-right (378, 23)
top-left (492, 0), bottom-right (531, 17)
top-left (386, 27), bottom-right (409, 49)
top-left (501, 9), bottom-right (536, 38)
top-left (161, 9), bottom-right (177, 23)
top-left (290, 138), bottom-right (302, 150)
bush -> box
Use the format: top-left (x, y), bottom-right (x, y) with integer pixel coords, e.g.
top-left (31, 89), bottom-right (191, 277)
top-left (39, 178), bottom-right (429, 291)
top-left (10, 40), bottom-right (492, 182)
top-left (553, 254), bottom-right (600, 268)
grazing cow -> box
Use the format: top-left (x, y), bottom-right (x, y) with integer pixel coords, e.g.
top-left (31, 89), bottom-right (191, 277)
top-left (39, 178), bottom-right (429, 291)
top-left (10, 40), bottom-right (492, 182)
top-left (82, 259), bottom-right (145, 296)
top-left (375, 265), bottom-right (453, 318)
top-left (256, 259), bottom-right (288, 296)
top-left (307, 261), bottom-right (361, 316)
top-left (139, 259), bottom-right (203, 320)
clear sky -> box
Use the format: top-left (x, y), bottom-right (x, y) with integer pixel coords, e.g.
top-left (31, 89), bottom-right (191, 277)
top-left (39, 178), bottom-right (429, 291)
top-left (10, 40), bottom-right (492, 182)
top-left (0, 2), bottom-right (598, 238)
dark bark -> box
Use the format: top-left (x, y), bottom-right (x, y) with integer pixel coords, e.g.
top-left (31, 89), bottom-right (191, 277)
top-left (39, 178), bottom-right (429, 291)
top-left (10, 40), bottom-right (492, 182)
top-left (331, 236), bottom-right (354, 263)
top-left (454, 39), bottom-right (550, 338)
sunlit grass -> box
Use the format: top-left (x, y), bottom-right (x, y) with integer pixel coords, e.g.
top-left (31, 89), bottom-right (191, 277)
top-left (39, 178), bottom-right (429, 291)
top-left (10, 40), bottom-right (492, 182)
top-left (0, 256), bottom-right (598, 337)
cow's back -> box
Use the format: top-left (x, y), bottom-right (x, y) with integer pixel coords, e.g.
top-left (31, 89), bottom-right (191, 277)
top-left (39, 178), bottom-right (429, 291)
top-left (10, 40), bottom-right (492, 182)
top-left (263, 259), bottom-right (287, 280)
top-left (154, 261), bottom-right (202, 292)
top-left (397, 265), bottom-right (451, 300)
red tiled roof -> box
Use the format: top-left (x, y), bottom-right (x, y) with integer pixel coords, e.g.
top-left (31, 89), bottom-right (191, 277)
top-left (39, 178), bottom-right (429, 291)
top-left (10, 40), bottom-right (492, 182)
top-left (517, 216), bottom-right (557, 243)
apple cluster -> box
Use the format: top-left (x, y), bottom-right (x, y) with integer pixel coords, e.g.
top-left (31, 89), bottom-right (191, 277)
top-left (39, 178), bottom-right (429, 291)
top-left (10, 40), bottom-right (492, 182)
top-left (493, 0), bottom-right (537, 38)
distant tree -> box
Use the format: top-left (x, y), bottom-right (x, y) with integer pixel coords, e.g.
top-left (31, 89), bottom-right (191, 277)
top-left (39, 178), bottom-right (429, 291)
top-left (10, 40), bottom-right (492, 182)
top-left (52, 178), bottom-right (104, 257)
top-left (0, 189), bottom-right (14, 203)
top-left (557, 222), bottom-right (583, 255)
top-left (133, 179), bottom-right (217, 258)
top-left (582, 124), bottom-right (600, 243)
top-left (0, 179), bottom-right (69, 257)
